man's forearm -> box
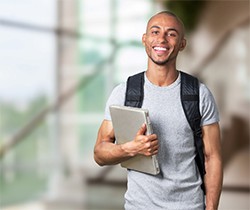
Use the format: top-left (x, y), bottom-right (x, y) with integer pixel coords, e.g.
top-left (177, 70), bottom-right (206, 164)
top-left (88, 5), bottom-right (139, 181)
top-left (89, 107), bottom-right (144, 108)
top-left (205, 156), bottom-right (223, 210)
top-left (94, 141), bottom-right (133, 166)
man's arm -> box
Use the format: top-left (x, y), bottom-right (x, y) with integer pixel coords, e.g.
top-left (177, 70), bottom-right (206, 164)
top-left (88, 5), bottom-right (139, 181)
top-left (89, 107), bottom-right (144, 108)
top-left (202, 122), bottom-right (223, 210)
top-left (94, 120), bottom-right (159, 166)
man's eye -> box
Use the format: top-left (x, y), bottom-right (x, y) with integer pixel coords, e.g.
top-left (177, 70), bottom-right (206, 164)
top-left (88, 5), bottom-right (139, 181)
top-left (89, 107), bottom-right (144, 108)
top-left (152, 31), bottom-right (159, 35)
top-left (168, 33), bottom-right (177, 37)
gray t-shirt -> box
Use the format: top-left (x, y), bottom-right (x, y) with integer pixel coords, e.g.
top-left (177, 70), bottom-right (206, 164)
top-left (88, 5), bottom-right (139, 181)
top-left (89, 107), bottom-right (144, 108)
top-left (104, 72), bottom-right (219, 210)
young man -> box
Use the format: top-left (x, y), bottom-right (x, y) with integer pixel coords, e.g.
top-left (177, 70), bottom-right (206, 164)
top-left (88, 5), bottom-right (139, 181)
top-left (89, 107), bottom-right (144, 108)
top-left (94, 11), bottom-right (223, 210)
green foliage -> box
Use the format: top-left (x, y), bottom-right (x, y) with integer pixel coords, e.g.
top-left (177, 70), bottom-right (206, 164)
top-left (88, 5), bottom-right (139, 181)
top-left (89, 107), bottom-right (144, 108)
top-left (77, 72), bottom-right (106, 112)
top-left (0, 171), bottom-right (47, 206)
top-left (0, 95), bottom-right (48, 136)
top-left (0, 95), bottom-right (50, 205)
top-left (80, 49), bottom-right (103, 64)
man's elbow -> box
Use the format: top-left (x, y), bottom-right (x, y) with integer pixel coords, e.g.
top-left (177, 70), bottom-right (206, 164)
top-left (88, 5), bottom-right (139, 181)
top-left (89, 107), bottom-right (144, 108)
top-left (94, 155), bottom-right (105, 167)
top-left (94, 147), bottom-right (106, 166)
top-left (205, 152), bottom-right (223, 171)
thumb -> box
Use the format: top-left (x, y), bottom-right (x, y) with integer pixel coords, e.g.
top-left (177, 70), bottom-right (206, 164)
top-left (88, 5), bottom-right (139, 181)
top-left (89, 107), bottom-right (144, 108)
top-left (136, 123), bottom-right (147, 135)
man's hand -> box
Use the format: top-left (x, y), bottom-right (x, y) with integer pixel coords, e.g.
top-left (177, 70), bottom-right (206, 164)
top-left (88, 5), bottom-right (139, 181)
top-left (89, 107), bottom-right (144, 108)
top-left (121, 123), bottom-right (159, 157)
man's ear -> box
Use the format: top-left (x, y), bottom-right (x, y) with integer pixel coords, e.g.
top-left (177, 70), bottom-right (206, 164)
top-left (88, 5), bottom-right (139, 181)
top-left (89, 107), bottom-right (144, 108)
top-left (179, 38), bottom-right (186, 51)
top-left (142, 33), bottom-right (146, 46)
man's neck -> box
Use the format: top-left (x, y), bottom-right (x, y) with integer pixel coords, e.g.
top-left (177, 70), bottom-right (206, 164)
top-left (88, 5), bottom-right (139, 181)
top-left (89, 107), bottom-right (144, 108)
top-left (146, 65), bottom-right (179, 87)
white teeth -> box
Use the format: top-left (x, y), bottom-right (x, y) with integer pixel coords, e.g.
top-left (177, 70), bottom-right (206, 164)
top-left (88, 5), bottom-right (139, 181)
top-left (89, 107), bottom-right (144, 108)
top-left (154, 47), bottom-right (167, 51)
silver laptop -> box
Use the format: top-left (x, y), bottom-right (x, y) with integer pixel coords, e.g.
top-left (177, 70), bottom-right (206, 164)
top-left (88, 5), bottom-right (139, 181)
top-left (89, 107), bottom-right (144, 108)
top-left (109, 105), bottom-right (160, 175)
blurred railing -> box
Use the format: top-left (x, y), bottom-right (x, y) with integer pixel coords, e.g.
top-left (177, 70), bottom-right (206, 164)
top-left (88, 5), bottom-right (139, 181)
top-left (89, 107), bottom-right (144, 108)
top-left (0, 17), bottom-right (142, 159)
top-left (0, 58), bottom-right (104, 159)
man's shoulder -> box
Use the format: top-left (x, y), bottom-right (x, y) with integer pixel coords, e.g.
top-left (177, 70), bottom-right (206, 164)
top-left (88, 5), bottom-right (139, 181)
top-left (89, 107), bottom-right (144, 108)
top-left (109, 82), bottom-right (127, 97)
top-left (199, 82), bottom-right (214, 98)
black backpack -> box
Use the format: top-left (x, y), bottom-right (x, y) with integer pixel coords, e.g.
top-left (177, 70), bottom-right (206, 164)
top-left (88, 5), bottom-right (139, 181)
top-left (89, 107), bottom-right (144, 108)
top-left (124, 71), bottom-right (206, 194)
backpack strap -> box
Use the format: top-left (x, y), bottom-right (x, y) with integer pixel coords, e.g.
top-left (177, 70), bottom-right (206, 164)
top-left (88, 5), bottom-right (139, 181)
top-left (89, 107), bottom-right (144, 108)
top-left (180, 71), bottom-right (206, 194)
top-left (125, 71), bottom-right (144, 108)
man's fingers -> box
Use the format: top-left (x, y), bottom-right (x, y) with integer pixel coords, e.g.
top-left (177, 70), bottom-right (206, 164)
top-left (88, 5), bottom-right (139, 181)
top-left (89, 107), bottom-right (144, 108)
top-left (136, 123), bottom-right (147, 135)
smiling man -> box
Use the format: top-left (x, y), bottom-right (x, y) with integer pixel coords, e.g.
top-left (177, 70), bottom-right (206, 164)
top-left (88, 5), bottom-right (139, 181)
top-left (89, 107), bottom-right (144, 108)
top-left (94, 11), bottom-right (223, 210)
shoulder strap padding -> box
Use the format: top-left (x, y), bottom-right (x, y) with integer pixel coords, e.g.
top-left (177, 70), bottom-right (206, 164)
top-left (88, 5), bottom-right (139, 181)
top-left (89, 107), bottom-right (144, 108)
top-left (180, 71), bottom-right (201, 131)
top-left (125, 71), bottom-right (144, 108)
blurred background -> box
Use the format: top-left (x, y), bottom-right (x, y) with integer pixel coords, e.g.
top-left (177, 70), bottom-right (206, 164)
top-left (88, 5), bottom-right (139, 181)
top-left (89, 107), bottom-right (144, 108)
top-left (0, 0), bottom-right (249, 210)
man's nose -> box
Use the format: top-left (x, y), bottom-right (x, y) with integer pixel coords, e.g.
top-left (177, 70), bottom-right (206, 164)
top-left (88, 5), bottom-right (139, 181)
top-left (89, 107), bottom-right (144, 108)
top-left (158, 33), bottom-right (168, 43)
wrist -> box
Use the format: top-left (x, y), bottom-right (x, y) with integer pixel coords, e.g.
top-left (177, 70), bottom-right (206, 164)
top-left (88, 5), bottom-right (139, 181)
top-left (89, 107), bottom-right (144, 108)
top-left (120, 142), bottom-right (136, 157)
top-left (206, 204), bottom-right (218, 210)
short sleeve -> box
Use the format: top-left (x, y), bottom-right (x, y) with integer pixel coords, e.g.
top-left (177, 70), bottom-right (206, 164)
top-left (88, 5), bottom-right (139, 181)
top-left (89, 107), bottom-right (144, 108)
top-left (199, 83), bottom-right (220, 126)
top-left (104, 82), bottom-right (126, 120)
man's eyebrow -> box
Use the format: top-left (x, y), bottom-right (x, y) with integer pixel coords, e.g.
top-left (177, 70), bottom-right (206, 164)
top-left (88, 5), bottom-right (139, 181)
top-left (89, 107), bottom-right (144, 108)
top-left (149, 25), bottom-right (160, 30)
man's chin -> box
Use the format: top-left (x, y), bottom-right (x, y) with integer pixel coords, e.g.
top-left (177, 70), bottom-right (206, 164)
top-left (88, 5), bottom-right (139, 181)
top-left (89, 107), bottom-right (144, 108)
top-left (152, 59), bottom-right (169, 66)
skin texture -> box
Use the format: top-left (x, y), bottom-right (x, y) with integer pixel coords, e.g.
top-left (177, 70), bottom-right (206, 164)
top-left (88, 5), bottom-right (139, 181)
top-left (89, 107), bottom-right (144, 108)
top-left (94, 11), bottom-right (223, 210)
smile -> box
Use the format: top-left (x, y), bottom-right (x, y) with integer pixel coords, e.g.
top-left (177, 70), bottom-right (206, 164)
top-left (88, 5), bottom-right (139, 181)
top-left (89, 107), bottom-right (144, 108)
top-left (153, 46), bottom-right (167, 51)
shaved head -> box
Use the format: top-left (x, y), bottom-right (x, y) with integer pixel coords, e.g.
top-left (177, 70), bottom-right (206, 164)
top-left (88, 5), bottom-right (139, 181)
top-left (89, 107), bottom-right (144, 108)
top-left (146, 11), bottom-right (186, 38)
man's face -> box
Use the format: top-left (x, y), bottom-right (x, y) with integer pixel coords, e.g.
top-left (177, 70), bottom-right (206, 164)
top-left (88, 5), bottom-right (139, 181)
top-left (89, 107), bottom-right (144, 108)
top-left (142, 14), bottom-right (186, 66)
